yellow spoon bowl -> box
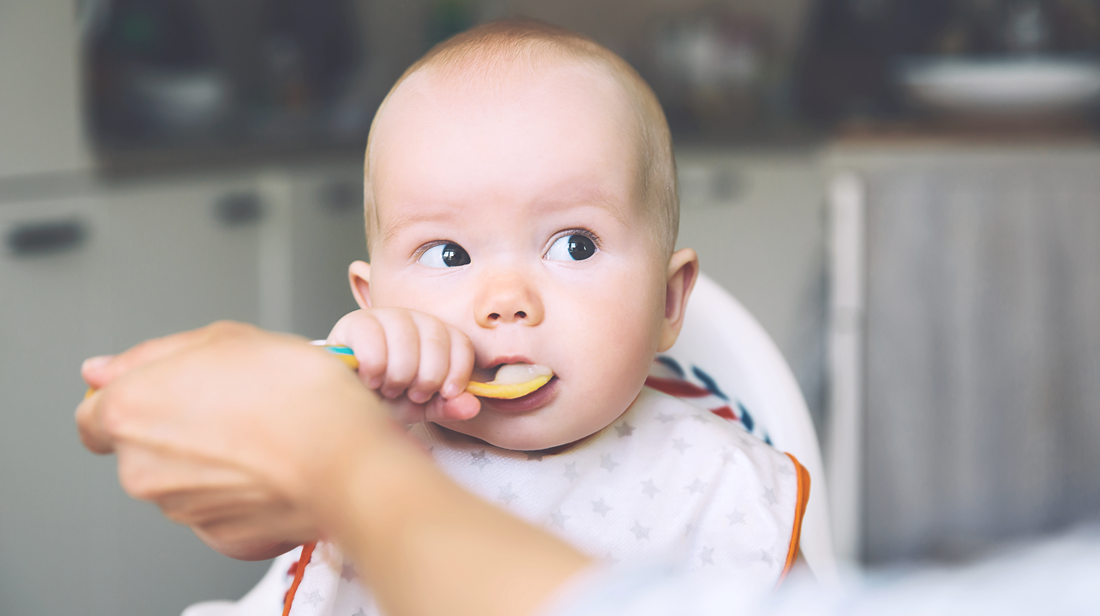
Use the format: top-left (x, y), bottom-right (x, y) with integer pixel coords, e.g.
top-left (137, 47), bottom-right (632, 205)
top-left (465, 374), bottom-right (553, 400)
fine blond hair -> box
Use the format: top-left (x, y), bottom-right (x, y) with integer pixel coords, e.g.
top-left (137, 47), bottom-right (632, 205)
top-left (363, 18), bottom-right (678, 256)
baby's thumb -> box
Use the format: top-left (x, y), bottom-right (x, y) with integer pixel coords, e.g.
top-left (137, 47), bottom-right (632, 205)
top-left (437, 393), bottom-right (480, 421)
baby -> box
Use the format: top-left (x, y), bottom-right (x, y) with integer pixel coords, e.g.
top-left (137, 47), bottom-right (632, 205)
top-left (194, 19), bottom-right (808, 616)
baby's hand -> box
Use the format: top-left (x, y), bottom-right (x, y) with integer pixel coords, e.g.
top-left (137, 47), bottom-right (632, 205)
top-left (327, 308), bottom-right (480, 424)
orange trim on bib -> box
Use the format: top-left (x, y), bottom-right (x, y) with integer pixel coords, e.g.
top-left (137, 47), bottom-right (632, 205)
top-left (282, 541), bottom-right (316, 616)
top-left (777, 453), bottom-right (811, 587)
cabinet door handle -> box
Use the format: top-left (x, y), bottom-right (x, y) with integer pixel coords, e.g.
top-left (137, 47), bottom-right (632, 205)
top-left (3, 219), bottom-right (87, 257)
top-left (215, 192), bottom-right (264, 227)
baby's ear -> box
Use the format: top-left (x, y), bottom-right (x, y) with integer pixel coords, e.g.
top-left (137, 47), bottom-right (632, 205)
top-left (348, 260), bottom-right (373, 309)
top-left (658, 248), bottom-right (699, 352)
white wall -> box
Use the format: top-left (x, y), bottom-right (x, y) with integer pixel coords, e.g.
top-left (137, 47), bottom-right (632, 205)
top-left (0, 0), bottom-right (91, 178)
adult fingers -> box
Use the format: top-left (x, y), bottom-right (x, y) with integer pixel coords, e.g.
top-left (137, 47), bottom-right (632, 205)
top-left (81, 322), bottom-right (245, 390)
top-left (74, 390), bottom-right (114, 454)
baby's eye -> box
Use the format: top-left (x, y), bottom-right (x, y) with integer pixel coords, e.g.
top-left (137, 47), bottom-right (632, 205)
top-left (419, 242), bottom-right (471, 268)
top-left (545, 234), bottom-right (597, 262)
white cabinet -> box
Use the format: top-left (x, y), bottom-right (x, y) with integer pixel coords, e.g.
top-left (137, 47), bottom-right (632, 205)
top-left (0, 177), bottom-right (272, 615)
top-left (825, 145), bottom-right (1100, 565)
top-left (103, 177), bottom-right (266, 345)
top-left (0, 194), bottom-right (115, 613)
top-left (0, 164), bottom-right (365, 615)
top-left (675, 148), bottom-right (828, 425)
top-left (284, 166), bottom-right (369, 339)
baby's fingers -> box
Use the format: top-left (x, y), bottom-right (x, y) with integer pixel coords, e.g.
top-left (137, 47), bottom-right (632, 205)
top-left (328, 311), bottom-right (389, 389)
top-left (384, 393), bottom-right (480, 425)
top-left (406, 314), bottom-right (453, 404)
top-left (429, 392), bottom-right (481, 422)
top-left (441, 328), bottom-right (475, 400)
top-left (371, 310), bottom-right (420, 399)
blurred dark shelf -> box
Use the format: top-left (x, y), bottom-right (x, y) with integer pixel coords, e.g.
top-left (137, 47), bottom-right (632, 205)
top-left (92, 140), bottom-right (365, 180)
top-left (832, 116), bottom-right (1100, 147)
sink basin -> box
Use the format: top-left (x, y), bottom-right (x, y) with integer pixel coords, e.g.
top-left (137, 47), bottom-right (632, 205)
top-left (897, 57), bottom-right (1100, 115)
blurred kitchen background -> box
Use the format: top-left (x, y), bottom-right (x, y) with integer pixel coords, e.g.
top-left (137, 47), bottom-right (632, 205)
top-left (2, 0), bottom-right (1099, 613)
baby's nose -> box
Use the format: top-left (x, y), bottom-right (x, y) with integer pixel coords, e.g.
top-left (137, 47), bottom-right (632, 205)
top-left (475, 271), bottom-right (544, 328)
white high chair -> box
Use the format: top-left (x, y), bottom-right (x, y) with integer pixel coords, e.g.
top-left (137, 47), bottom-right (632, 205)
top-left (658, 272), bottom-right (840, 586)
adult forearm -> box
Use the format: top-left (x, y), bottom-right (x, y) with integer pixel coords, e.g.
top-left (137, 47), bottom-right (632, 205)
top-left (317, 433), bottom-right (592, 616)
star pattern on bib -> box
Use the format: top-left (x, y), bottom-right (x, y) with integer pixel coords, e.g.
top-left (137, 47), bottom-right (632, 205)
top-left (550, 508), bottom-right (570, 529)
top-left (302, 589), bottom-right (324, 608)
top-left (592, 498), bottom-right (612, 516)
top-left (296, 388), bottom-right (802, 616)
top-left (720, 446), bottom-right (737, 464)
top-left (498, 483), bottom-right (518, 505)
top-left (699, 546), bottom-right (715, 565)
top-left (470, 450), bottom-right (490, 469)
top-left (686, 479), bottom-right (708, 495)
top-left (563, 462), bottom-right (580, 482)
top-left (763, 487), bottom-right (778, 506)
top-left (614, 422), bottom-right (636, 437)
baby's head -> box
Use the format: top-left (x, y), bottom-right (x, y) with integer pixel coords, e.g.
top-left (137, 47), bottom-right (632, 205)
top-left (349, 19), bottom-right (698, 450)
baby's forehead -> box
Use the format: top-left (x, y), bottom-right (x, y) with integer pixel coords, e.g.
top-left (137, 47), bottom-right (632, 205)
top-left (372, 62), bottom-right (645, 188)
top-left (399, 57), bottom-right (636, 128)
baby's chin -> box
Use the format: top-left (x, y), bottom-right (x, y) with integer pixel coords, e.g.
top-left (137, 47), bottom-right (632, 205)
top-left (433, 416), bottom-right (600, 452)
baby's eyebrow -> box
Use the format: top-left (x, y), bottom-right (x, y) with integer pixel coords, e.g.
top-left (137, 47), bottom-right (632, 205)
top-left (532, 186), bottom-right (632, 226)
top-left (377, 186), bottom-right (632, 246)
top-left (376, 204), bottom-right (452, 246)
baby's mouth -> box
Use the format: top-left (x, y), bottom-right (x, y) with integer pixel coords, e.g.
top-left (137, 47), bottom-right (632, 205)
top-left (467, 363), bottom-right (554, 399)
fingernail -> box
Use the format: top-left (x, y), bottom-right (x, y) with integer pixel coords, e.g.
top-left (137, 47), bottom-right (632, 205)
top-left (368, 377), bottom-right (383, 389)
top-left (82, 355), bottom-right (114, 372)
top-left (442, 382), bottom-right (460, 399)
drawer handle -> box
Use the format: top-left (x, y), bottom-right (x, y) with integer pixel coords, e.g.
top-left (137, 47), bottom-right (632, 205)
top-left (4, 219), bottom-right (87, 257)
top-left (215, 192), bottom-right (264, 227)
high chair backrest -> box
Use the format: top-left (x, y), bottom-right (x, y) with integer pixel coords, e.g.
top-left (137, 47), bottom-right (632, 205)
top-left (651, 272), bottom-right (840, 585)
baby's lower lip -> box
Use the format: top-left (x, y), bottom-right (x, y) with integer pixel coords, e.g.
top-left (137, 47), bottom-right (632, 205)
top-left (480, 376), bottom-right (559, 414)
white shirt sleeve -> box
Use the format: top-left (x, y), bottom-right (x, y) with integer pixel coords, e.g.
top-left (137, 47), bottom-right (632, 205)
top-left (541, 525), bottom-right (1100, 616)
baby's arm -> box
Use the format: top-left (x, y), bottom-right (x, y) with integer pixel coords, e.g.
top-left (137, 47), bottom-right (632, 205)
top-left (328, 308), bottom-right (481, 424)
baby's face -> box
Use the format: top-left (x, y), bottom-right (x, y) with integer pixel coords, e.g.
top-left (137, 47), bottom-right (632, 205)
top-left (363, 64), bottom-right (673, 450)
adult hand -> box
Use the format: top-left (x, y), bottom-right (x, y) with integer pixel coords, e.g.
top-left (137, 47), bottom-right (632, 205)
top-left (76, 321), bottom-right (590, 616)
top-left (76, 321), bottom-right (398, 560)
